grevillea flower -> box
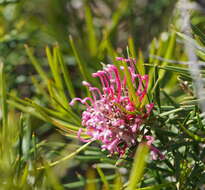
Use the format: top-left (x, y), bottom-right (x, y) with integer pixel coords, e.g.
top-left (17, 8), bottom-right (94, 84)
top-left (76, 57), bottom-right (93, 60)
top-left (70, 57), bottom-right (164, 159)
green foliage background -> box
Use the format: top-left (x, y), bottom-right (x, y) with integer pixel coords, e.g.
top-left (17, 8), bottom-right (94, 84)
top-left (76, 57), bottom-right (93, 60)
top-left (1, 0), bottom-right (205, 189)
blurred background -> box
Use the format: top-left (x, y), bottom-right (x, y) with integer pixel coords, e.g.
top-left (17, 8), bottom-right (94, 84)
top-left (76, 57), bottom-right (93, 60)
top-left (1, 0), bottom-right (205, 189)
top-left (1, 0), bottom-right (205, 95)
top-left (1, 0), bottom-right (179, 96)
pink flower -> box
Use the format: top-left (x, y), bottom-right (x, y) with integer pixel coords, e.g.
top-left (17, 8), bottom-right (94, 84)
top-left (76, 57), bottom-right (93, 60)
top-left (70, 57), bottom-right (163, 159)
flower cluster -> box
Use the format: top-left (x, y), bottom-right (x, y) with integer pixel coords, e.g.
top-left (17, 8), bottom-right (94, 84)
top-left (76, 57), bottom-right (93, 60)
top-left (70, 57), bottom-right (163, 159)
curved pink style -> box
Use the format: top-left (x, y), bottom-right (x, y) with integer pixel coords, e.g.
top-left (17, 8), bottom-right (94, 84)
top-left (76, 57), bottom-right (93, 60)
top-left (70, 57), bottom-right (163, 159)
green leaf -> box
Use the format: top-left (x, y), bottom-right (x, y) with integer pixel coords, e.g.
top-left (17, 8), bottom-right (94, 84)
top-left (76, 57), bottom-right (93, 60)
top-left (191, 24), bottom-right (205, 45)
top-left (135, 182), bottom-right (175, 190)
top-left (149, 38), bottom-right (157, 64)
top-left (47, 46), bottom-right (69, 109)
top-left (178, 122), bottom-right (205, 142)
top-left (154, 66), bottom-right (161, 111)
top-left (96, 166), bottom-right (110, 190)
top-left (25, 45), bottom-right (49, 82)
top-left (69, 35), bottom-right (88, 81)
top-left (161, 89), bottom-right (179, 108)
top-left (0, 62), bottom-right (8, 135)
top-left (114, 171), bottom-right (123, 190)
top-left (69, 35), bottom-right (90, 96)
top-left (136, 50), bottom-right (145, 76)
top-left (46, 46), bottom-right (63, 90)
top-left (22, 114), bottom-right (32, 160)
top-left (128, 37), bottom-right (137, 58)
top-left (122, 60), bottom-right (139, 107)
top-left (126, 143), bottom-right (149, 190)
top-left (176, 31), bottom-right (205, 52)
top-left (159, 32), bottom-right (176, 81)
top-left (162, 32), bottom-right (176, 66)
top-left (38, 141), bottom-right (92, 170)
top-left (64, 174), bottom-right (116, 189)
top-left (44, 165), bottom-right (64, 190)
top-left (19, 165), bottom-right (29, 188)
top-left (56, 46), bottom-right (76, 99)
top-left (85, 3), bottom-right (98, 56)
